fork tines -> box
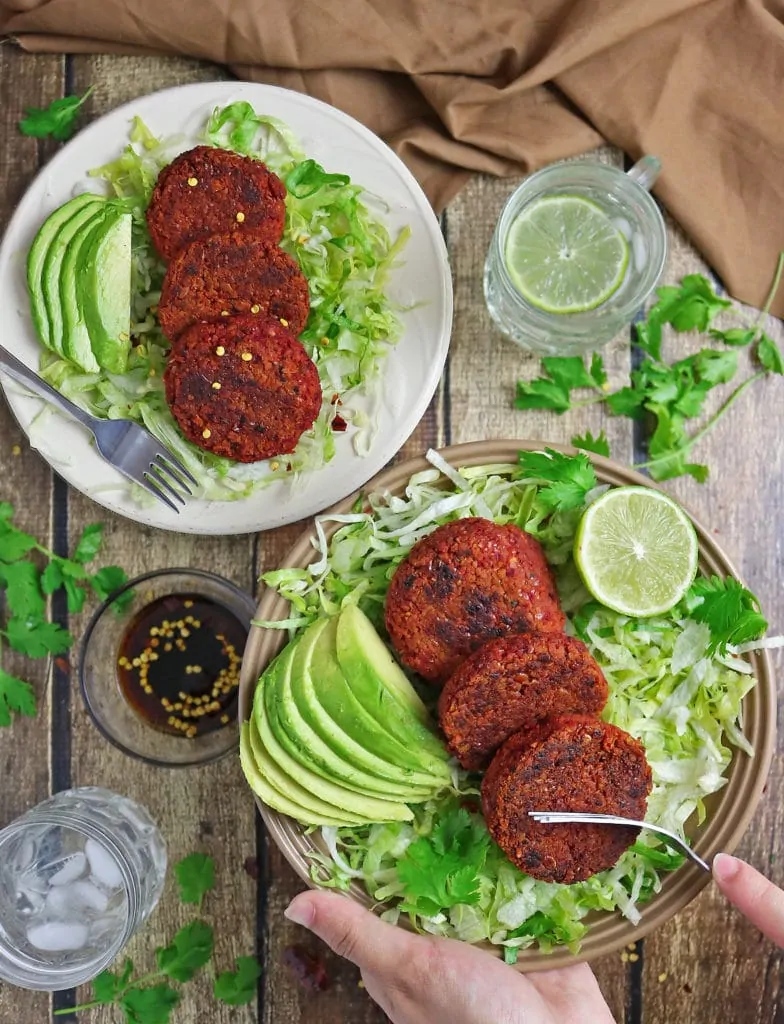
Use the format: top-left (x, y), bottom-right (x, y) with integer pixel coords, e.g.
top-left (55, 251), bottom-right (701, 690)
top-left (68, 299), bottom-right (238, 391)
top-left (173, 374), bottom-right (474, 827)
top-left (142, 455), bottom-right (195, 513)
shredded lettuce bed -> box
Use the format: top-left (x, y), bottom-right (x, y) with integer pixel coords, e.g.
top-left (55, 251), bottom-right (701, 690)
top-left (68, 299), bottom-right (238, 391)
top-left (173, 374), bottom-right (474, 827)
top-left (38, 104), bottom-right (408, 501)
top-left (259, 454), bottom-right (756, 957)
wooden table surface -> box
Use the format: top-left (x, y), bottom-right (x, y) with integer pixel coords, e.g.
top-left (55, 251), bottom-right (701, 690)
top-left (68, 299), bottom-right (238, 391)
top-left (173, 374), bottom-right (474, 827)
top-left (0, 47), bottom-right (782, 1024)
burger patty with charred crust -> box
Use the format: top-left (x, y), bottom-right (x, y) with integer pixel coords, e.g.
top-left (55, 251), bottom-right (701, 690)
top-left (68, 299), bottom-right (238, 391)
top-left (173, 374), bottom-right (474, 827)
top-left (163, 315), bottom-right (321, 463)
top-left (438, 632), bottom-right (609, 770)
top-left (146, 146), bottom-right (286, 260)
top-left (481, 715), bottom-right (652, 883)
top-left (157, 232), bottom-right (310, 341)
top-left (384, 518), bottom-right (565, 685)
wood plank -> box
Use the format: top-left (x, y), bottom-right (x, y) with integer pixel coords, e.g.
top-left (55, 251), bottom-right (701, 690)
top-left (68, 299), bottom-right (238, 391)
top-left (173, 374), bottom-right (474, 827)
top-left (443, 158), bottom-right (633, 1023)
top-left (0, 44), bottom-right (65, 1024)
top-left (640, 219), bottom-right (784, 1024)
top-left (58, 54), bottom-right (258, 1024)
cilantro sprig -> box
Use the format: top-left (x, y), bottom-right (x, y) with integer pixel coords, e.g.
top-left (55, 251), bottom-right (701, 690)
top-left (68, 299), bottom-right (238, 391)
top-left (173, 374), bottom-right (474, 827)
top-left (18, 87), bottom-right (93, 142)
top-left (60, 853), bottom-right (262, 1022)
top-left (397, 806), bottom-right (491, 917)
top-left (0, 505), bottom-right (130, 725)
top-left (686, 576), bottom-right (768, 654)
top-left (517, 449), bottom-right (598, 512)
top-left (515, 255), bottom-right (784, 483)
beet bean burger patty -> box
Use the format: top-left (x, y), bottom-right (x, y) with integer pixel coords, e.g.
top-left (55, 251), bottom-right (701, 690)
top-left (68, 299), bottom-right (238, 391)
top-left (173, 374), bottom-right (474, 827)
top-left (384, 518), bottom-right (565, 685)
top-left (147, 146), bottom-right (286, 261)
top-left (157, 231), bottom-right (310, 341)
top-left (163, 315), bottom-right (321, 463)
top-left (438, 632), bottom-right (609, 770)
top-left (482, 715), bottom-right (652, 883)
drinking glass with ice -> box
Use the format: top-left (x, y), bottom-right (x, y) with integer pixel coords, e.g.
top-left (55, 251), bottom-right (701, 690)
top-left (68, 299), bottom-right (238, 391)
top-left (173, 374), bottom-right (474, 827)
top-left (0, 787), bottom-right (166, 991)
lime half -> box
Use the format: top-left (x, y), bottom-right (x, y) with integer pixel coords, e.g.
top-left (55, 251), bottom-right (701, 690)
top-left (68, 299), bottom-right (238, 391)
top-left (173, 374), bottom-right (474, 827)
top-left (574, 486), bottom-right (699, 617)
top-left (504, 195), bottom-right (629, 314)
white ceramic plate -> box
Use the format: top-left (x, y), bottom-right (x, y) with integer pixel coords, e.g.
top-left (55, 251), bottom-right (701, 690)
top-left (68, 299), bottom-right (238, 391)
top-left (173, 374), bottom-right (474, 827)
top-left (0, 82), bottom-right (452, 535)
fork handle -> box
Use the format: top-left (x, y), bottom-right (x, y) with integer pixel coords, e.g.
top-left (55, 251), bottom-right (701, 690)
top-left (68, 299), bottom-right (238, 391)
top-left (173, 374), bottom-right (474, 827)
top-left (0, 344), bottom-right (97, 433)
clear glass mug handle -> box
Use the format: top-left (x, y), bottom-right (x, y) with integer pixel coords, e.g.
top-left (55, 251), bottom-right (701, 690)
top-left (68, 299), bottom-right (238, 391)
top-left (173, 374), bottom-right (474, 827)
top-left (627, 155), bottom-right (661, 192)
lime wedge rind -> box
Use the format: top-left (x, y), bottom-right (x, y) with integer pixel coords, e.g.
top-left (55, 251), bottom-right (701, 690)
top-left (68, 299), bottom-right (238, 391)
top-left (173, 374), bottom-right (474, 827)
top-left (574, 486), bottom-right (699, 618)
top-left (504, 194), bottom-right (629, 315)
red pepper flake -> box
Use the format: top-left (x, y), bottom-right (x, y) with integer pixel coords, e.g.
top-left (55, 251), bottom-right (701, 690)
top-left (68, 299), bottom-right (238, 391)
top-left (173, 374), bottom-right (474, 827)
top-left (243, 856), bottom-right (259, 880)
top-left (286, 462), bottom-right (293, 472)
top-left (282, 944), bottom-right (331, 992)
top-left (54, 656), bottom-right (71, 674)
top-left (331, 414), bottom-right (348, 432)
top-left (330, 393), bottom-right (340, 405)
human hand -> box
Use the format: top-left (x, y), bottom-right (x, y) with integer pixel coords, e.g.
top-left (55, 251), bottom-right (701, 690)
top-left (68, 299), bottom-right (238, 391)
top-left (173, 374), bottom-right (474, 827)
top-left (285, 890), bottom-right (616, 1024)
top-left (713, 853), bottom-right (784, 947)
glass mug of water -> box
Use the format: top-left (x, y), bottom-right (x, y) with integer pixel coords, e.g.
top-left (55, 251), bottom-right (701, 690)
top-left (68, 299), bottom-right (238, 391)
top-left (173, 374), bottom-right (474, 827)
top-left (484, 156), bottom-right (667, 356)
top-left (0, 787), bottom-right (166, 991)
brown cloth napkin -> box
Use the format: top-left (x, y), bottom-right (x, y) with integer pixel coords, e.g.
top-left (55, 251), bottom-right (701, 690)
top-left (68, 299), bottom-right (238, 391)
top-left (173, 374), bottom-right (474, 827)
top-left (3, 0), bottom-right (784, 315)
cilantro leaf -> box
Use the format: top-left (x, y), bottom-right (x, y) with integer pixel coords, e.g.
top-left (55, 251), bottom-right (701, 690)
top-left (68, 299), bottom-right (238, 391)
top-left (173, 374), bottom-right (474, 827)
top-left (693, 349), bottom-right (737, 385)
top-left (518, 449), bottom-right (597, 511)
top-left (0, 561), bottom-right (45, 620)
top-left (540, 356), bottom-right (596, 392)
top-left (214, 956), bottom-right (262, 1006)
top-left (41, 561), bottom-right (64, 595)
top-left (514, 378), bottom-right (570, 413)
top-left (91, 565), bottom-right (132, 608)
top-left (397, 807), bottom-right (490, 917)
top-left (156, 920), bottom-right (214, 983)
top-left (73, 523), bottom-right (104, 564)
top-left (687, 576), bottom-right (767, 654)
top-left (710, 327), bottom-right (757, 347)
top-left (5, 617), bottom-right (72, 658)
top-left (649, 275), bottom-right (731, 333)
top-left (589, 353), bottom-right (607, 388)
top-left (0, 669), bottom-right (36, 727)
top-left (174, 853), bottom-right (215, 906)
top-left (19, 88), bottom-right (93, 142)
top-left (92, 960), bottom-right (135, 1004)
top-left (64, 578), bottom-right (87, 614)
top-left (571, 429), bottom-right (610, 458)
top-left (0, 522), bottom-right (38, 562)
top-left (120, 984), bottom-right (180, 1024)
top-left (757, 335), bottom-right (784, 374)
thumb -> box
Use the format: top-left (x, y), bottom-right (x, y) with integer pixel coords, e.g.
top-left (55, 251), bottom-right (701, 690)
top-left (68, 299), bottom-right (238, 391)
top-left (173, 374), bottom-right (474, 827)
top-left (713, 853), bottom-right (784, 947)
top-left (285, 889), bottom-right (415, 972)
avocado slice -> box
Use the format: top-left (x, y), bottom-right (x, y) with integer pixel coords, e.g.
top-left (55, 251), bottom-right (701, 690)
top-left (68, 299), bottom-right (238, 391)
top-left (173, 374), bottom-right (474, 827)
top-left (253, 665), bottom-right (411, 822)
top-left (268, 643), bottom-right (423, 799)
top-left (27, 193), bottom-right (100, 354)
top-left (60, 210), bottom-right (116, 373)
top-left (78, 212), bottom-right (132, 374)
top-left (335, 605), bottom-right (451, 760)
top-left (302, 617), bottom-right (450, 786)
top-left (240, 722), bottom-right (354, 827)
top-left (246, 717), bottom-right (365, 824)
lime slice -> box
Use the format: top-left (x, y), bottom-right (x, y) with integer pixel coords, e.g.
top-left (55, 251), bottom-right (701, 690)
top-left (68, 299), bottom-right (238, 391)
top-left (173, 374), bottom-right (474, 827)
top-left (574, 486), bottom-right (699, 617)
top-left (504, 195), bottom-right (629, 314)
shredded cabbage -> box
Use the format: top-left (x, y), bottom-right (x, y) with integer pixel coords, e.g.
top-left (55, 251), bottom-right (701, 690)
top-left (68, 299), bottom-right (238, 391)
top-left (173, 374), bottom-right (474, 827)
top-left (262, 453), bottom-right (756, 955)
top-left (37, 105), bottom-right (409, 502)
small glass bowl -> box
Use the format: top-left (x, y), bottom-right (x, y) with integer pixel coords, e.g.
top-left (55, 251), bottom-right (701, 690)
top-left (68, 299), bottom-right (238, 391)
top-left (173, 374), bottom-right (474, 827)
top-left (79, 568), bottom-right (257, 768)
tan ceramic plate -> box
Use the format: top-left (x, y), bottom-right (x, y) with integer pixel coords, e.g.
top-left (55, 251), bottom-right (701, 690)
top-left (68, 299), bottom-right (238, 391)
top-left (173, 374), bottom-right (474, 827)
top-left (238, 439), bottom-right (776, 971)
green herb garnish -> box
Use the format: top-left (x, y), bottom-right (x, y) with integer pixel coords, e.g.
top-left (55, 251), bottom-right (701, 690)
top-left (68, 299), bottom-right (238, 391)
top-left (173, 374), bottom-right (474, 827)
top-left (18, 87), bottom-right (93, 142)
top-left (0, 505), bottom-right (129, 724)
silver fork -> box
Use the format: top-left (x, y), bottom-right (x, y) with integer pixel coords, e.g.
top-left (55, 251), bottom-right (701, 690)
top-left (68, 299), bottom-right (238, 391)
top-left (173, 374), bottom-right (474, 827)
top-left (0, 345), bottom-right (197, 513)
top-left (528, 811), bottom-right (710, 872)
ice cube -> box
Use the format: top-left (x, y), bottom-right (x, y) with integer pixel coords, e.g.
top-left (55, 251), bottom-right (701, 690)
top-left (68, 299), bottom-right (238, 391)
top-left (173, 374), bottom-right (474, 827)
top-left (611, 217), bottom-right (633, 241)
top-left (44, 885), bottom-right (74, 917)
top-left (84, 839), bottom-right (123, 889)
top-left (633, 234), bottom-right (649, 273)
top-left (71, 880), bottom-right (109, 913)
top-left (49, 853), bottom-right (87, 886)
top-left (27, 921), bottom-right (89, 952)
